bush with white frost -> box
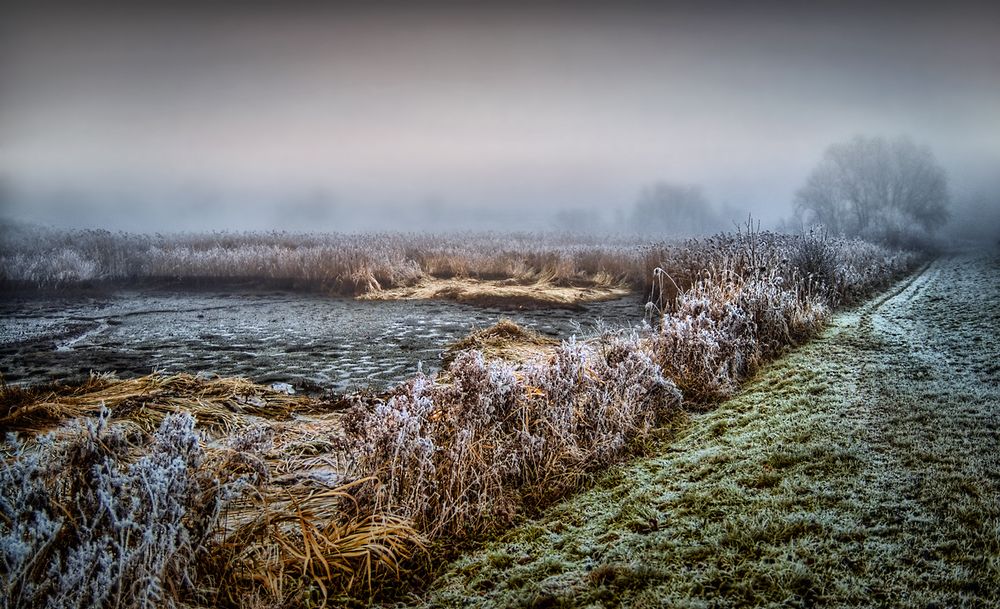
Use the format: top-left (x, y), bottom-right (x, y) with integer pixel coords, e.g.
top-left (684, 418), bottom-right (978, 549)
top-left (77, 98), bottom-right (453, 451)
top-left (344, 332), bottom-right (681, 538)
top-left (1, 410), bottom-right (227, 609)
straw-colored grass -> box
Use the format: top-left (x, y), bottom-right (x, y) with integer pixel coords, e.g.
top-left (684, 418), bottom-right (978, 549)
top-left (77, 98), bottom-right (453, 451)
top-left (440, 319), bottom-right (558, 367)
top-left (212, 478), bottom-right (426, 607)
top-left (358, 276), bottom-right (629, 308)
top-left (0, 374), bottom-right (426, 609)
top-left (0, 372), bottom-right (314, 433)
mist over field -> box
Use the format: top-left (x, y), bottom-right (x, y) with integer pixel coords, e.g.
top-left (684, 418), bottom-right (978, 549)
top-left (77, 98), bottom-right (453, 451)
top-left (4, 4), bottom-right (1000, 608)
top-left (2, 1), bottom-right (998, 235)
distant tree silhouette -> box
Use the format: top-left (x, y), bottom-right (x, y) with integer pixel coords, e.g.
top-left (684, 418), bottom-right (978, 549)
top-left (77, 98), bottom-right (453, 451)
top-left (551, 208), bottom-right (605, 233)
top-left (795, 135), bottom-right (950, 239)
top-left (630, 182), bottom-right (722, 236)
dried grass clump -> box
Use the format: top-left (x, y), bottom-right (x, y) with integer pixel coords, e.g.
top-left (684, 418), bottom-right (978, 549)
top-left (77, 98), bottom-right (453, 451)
top-left (0, 372), bottom-right (311, 433)
top-left (211, 479), bottom-right (425, 607)
top-left (342, 330), bottom-right (681, 540)
top-left (440, 318), bottom-right (557, 366)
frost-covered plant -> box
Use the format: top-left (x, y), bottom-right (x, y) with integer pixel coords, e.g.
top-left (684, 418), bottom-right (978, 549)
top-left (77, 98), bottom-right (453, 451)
top-left (789, 227), bottom-right (838, 297)
top-left (343, 332), bottom-right (680, 539)
top-left (653, 291), bottom-right (755, 403)
top-left (647, 228), bottom-right (911, 403)
top-left (0, 409), bottom-right (228, 609)
top-left (1, 434), bottom-right (63, 609)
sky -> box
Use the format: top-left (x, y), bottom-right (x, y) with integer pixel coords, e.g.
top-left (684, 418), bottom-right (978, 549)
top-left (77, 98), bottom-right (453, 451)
top-left (1, 1), bottom-right (998, 232)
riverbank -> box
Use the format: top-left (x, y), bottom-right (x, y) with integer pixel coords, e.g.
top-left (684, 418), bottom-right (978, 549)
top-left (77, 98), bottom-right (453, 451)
top-left (419, 251), bottom-right (1000, 608)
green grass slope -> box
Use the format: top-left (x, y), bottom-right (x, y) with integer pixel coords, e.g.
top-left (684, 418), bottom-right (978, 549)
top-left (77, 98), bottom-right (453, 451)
top-left (418, 252), bottom-right (1000, 608)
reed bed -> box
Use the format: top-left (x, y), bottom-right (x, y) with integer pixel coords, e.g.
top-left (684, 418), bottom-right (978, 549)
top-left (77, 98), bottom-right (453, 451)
top-left (1, 224), bottom-right (917, 305)
top-left (0, 226), bottom-right (648, 294)
top-left (339, 226), bottom-right (919, 549)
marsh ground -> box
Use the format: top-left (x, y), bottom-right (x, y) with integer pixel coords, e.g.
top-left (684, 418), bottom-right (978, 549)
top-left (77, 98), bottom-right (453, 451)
top-left (0, 290), bottom-right (640, 391)
top-left (419, 251), bottom-right (1000, 608)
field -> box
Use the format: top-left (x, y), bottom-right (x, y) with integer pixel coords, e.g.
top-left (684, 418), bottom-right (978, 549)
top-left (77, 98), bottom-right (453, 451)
top-left (3, 227), bottom-right (967, 609)
top-left (4, 2), bottom-right (997, 607)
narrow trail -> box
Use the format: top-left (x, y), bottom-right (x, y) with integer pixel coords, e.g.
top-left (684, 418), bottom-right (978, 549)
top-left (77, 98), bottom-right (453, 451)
top-left (418, 251), bottom-right (1000, 608)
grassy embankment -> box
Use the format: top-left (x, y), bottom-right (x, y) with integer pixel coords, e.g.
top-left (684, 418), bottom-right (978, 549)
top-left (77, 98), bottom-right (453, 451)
top-left (420, 252), bottom-right (1000, 608)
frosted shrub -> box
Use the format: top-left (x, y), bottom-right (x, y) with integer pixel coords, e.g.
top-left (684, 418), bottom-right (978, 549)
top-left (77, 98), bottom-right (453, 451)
top-left (648, 228), bottom-right (912, 403)
top-left (342, 376), bottom-right (440, 527)
top-left (735, 269), bottom-right (827, 356)
top-left (343, 359), bottom-right (522, 537)
top-left (827, 238), bottom-right (917, 304)
top-left (0, 410), bottom-right (227, 609)
top-left (343, 333), bottom-right (680, 539)
top-left (789, 228), bottom-right (838, 297)
top-left (522, 333), bottom-right (677, 466)
top-left (1, 434), bottom-right (63, 609)
top-left (653, 285), bottom-right (757, 403)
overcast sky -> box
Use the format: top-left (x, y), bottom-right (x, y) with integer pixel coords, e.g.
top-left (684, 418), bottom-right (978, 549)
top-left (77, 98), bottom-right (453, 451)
top-left (1, 1), bottom-right (998, 231)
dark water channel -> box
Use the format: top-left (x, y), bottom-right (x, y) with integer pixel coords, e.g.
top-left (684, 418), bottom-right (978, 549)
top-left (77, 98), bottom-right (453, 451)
top-left (0, 289), bottom-right (645, 393)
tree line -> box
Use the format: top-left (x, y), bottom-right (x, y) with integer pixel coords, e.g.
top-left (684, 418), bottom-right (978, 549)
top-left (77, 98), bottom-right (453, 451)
top-left (554, 134), bottom-right (952, 244)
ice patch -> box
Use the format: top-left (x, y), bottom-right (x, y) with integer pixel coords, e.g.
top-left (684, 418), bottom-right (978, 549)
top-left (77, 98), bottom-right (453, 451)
top-left (270, 382), bottom-right (295, 395)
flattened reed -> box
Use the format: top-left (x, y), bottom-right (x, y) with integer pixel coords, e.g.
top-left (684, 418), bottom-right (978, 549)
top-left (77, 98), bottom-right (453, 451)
top-left (0, 373), bottom-right (309, 433)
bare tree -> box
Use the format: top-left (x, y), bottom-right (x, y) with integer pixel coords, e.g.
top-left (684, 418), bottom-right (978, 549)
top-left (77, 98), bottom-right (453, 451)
top-left (795, 135), bottom-right (950, 238)
top-left (630, 182), bottom-right (722, 236)
top-left (551, 207), bottom-right (605, 234)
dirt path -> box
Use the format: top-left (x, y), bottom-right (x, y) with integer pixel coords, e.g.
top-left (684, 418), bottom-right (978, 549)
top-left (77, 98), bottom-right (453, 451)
top-left (417, 251), bottom-right (1000, 608)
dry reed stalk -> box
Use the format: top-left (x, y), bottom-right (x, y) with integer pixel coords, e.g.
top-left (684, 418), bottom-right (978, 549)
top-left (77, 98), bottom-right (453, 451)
top-left (212, 477), bottom-right (425, 608)
top-left (440, 318), bottom-right (558, 366)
